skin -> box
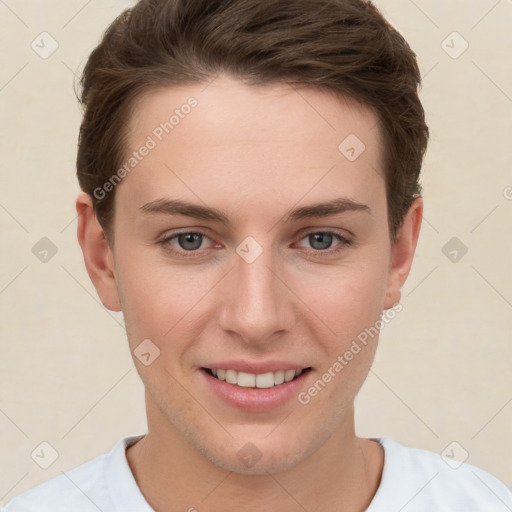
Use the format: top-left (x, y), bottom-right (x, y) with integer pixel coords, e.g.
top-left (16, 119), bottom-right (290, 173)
top-left (77, 74), bottom-right (422, 511)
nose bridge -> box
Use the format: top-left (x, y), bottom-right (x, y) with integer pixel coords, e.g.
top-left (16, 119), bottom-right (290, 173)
top-left (218, 237), bottom-right (292, 344)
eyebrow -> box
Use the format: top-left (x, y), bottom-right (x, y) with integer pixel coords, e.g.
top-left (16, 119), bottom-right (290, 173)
top-left (139, 197), bottom-right (371, 224)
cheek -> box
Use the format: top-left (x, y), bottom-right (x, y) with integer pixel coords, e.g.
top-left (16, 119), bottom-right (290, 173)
top-left (115, 256), bottom-right (214, 345)
top-left (302, 259), bottom-right (389, 340)
top-left (115, 235), bottom-right (390, 355)
top-left (293, 257), bottom-right (388, 403)
top-left (296, 271), bottom-right (386, 412)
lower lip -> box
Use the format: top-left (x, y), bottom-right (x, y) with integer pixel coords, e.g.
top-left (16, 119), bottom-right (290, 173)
top-left (200, 368), bottom-right (312, 412)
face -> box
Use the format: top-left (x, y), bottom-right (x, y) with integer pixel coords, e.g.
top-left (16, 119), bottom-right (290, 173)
top-left (81, 74), bottom-right (420, 474)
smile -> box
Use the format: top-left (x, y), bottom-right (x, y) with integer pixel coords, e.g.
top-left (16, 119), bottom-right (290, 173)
top-left (203, 367), bottom-right (312, 389)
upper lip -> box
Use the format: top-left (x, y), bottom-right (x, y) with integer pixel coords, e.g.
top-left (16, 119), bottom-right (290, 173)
top-left (202, 360), bottom-right (312, 374)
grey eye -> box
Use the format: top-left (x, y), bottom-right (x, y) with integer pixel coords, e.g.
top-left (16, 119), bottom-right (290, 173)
top-left (308, 233), bottom-right (334, 250)
top-left (177, 233), bottom-right (204, 251)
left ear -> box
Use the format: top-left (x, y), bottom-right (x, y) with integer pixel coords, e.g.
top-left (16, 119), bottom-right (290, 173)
top-left (384, 196), bottom-right (423, 308)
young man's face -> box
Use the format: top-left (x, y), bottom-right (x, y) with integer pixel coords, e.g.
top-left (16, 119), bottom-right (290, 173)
top-left (78, 74), bottom-right (421, 474)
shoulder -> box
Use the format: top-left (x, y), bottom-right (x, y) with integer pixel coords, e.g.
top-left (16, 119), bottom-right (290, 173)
top-left (1, 435), bottom-right (144, 512)
top-left (1, 454), bottom-right (109, 512)
top-left (368, 437), bottom-right (512, 511)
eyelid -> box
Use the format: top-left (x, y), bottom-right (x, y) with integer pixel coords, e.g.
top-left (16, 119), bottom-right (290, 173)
top-left (294, 225), bottom-right (353, 240)
top-left (158, 229), bottom-right (215, 248)
top-left (293, 230), bottom-right (352, 251)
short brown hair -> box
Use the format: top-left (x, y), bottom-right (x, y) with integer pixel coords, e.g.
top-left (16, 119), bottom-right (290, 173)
top-left (77, 0), bottom-right (428, 242)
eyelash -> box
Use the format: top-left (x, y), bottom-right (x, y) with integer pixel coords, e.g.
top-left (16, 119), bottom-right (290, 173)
top-left (158, 230), bottom-right (353, 259)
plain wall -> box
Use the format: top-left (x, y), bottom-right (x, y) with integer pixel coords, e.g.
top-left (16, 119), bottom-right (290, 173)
top-left (0, 0), bottom-right (511, 504)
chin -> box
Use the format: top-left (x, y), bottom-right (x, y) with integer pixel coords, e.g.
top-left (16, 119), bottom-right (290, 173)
top-left (193, 424), bottom-right (331, 475)
top-left (198, 442), bottom-right (310, 475)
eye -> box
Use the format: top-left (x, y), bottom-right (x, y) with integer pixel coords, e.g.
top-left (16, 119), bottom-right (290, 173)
top-left (159, 230), bottom-right (215, 257)
top-left (296, 231), bottom-right (352, 255)
top-left (173, 232), bottom-right (207, 251)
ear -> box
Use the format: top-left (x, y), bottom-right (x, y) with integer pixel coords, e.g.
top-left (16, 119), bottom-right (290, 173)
top-left (76, 192), bottom-right (121, 312)
top-left (383, 197), bottom-right (423, 309)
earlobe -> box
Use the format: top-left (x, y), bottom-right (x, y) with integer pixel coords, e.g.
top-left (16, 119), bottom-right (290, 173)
top-left (76, 192), bottom-right (121, 312)
top-left (383, 197), bottom-right (423, 309)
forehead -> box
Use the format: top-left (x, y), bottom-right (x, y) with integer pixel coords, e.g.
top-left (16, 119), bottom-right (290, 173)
top-left (120, 75), bottom-right (385, 216)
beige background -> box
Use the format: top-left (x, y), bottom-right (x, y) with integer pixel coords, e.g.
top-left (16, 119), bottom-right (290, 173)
top-left (1, 0), bottom-right (511, 504)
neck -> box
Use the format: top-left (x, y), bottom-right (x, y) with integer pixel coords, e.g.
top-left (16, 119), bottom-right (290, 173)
top-left (126, 398), bottom-right (383, 512)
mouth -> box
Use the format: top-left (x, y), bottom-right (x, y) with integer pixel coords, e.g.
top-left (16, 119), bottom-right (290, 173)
top-left (201, 367), bottom-right (313, 389)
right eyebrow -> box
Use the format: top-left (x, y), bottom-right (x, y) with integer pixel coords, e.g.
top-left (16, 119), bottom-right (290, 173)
top-left (139, 198), bottom-right (230, 224)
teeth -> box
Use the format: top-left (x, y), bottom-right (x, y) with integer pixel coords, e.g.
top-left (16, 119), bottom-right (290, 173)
top-left (274, 370), bottom-right (285, 385)
top-left (209, 368), bottom-right (306, 388)
top-left (256, 372), bottom-right (274, 388)
top-left (285, 369), bottom-right (296, 382)
top-left (226, 369), bottom-right (237, 384)
top-left (237, 371), bottom-right (256, 387)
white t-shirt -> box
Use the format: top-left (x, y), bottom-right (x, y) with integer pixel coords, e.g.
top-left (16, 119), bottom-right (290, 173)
top-left (2, 434), bottom-right (511, 511)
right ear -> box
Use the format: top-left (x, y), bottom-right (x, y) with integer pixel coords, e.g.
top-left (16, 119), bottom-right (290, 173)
top-left (76, 192), bottom-right (121, 312)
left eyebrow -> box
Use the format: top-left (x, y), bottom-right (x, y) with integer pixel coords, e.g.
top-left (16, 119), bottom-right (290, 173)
top-left (285, 198), bottom-right (371, 222)
top-left (139, 197), bottom-right (371, 225)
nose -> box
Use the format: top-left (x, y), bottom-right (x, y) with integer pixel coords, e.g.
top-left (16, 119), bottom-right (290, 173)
top-left (217, 242), bottom-right (295, 347)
